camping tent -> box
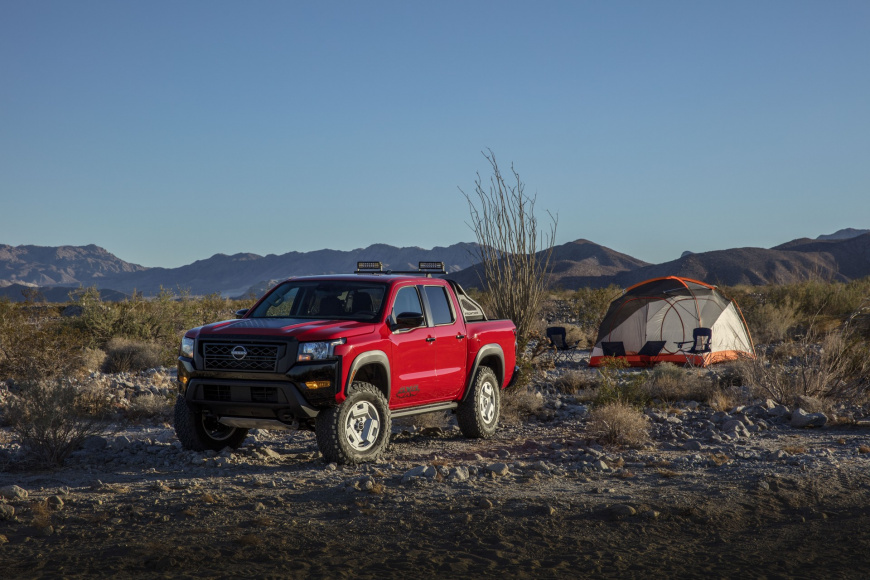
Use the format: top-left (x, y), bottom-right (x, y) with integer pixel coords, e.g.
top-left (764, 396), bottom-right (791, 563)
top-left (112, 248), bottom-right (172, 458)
top-left (589, 277), bottom-right (754, 368)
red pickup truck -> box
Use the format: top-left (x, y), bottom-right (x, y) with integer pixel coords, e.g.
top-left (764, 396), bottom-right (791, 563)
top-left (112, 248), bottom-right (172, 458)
top-left (174, 262), bottom-right (517, 464)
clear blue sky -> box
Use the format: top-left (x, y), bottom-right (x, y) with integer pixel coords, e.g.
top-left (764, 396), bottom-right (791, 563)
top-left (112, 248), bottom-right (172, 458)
top-left (2, 1), bottom-right (868, 268)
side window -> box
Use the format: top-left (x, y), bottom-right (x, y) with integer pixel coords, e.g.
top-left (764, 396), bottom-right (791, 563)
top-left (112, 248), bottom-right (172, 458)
top-left (392, 286), bottom-right (423, 319)
top-left (424, 286), bottom-right (455, 325)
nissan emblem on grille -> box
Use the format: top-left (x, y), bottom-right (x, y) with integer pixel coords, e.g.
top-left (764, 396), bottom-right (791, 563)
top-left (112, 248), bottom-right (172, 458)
top-left (231, 346), bottom-right (248, 360)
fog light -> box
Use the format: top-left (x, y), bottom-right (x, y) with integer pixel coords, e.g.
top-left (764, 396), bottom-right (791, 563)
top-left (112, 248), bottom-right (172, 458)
top-left (305, 381), bottom-right (332, 390)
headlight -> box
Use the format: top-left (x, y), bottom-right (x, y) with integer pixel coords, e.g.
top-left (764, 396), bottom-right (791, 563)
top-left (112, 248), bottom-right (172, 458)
top-left (180, 337), bottom-right (195, 358)
top-left (298, 339), bottom-right (345, 362)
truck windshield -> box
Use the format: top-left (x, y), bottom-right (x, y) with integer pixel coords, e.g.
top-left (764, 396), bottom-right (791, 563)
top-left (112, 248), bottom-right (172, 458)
top-left (249, 281), bottom-right (388, 321)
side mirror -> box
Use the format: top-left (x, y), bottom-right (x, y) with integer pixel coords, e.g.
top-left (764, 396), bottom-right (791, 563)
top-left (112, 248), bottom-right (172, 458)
top-left (394, 312), bottom-right (425, 330)
top-left (235, 309), bottom-right (249, 319)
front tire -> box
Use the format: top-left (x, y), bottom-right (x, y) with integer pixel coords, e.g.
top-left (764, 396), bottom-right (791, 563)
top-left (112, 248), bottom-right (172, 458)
top-left (457, 366), bottom-right (501, 439)
top-left (173, 395), bottom-right (249, 452)
top-left (315, 382), bottom-right (391, 464)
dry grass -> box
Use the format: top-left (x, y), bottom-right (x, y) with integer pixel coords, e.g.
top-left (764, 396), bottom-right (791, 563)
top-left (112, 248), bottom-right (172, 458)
top-left (125, 394), bottom-right (174, 421)
top-left (102, 337), bottom-right (165, 373)
top-left (30, 499), bottom-right (52, 528)
top-left (708, 453), bottom-right (730, 467)
top-left (781, 446), bottom-right (807, 455)
top-left (586, 401), bottom-right (650, 448)
top-left (641, 363), bottom-right (717, 403)
top-left (707, 389), bottom-right (737, 412)
top-left (5, 379), bottom-right (114, 466)
top-left (501, 385), bottom-right (544, 424)
top-left (553, 370), bottom-right (598, 395)
top-left (656, 469), bottom-right (679, 478)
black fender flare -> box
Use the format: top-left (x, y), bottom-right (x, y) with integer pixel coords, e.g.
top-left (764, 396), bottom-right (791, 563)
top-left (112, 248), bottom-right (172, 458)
top-left (345, 350), bottom-right (391, 399)
top-left (462, 344), bottom-right (505, 403)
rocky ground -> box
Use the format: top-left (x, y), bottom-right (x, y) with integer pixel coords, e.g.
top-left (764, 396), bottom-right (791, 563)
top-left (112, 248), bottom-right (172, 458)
top-left (2, 352), bottom-right (870, 579)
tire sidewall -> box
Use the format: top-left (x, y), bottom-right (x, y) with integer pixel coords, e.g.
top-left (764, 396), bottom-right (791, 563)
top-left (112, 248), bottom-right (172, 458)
top-left (317, 382), bottom-right (391, 464)
top-left (474, 367), bottom-right (501, 435)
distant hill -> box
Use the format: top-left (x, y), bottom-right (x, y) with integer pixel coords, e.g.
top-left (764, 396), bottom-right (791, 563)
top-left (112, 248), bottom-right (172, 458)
top-left (449, 239), bottom-right (649, 289)
top-left (0, 244), bottom-right (147, 287)
top-left (97, 243), bottom-right (481, 296)
top-left (0, 242), bottom-right (481, 298)
top-left (816, 228), bottom-right (870, 241)
top-left (3, 229), bottom-right (869, 302)
top-left (450, 233), bottom-right (870, 290)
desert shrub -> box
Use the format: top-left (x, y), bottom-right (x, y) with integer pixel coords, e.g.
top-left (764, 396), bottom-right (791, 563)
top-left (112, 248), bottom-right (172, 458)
top-left (738, 323), bottom-right (870, 404)
top-left (586, 401), bottom-right (650, 447)
top-left (745, 301), bottom-right (799, 344)
top-left (102, 338), bottom-right (166, 373)
top-left (594, 358), bottom-right (646, 406)
top-left (501, 384), bottom-right (544, 424)
top-left (554, 370), bottom-right (599, 395)
top-left (125, 394), bottom-right (174, 421)
top-left (571, 285), bottom-right (622, 347)
top-left (641, 363), bottom-right (717, 403)
top-left (81, 348), bottom-right (107, 373)
top-left (0, 300), bottom-right (89, 381)
top-left (5, 379), bottom-right (113, 466)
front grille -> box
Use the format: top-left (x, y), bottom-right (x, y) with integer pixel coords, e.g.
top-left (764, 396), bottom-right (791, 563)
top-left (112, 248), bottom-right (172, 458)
top-left (202, 342), bottom-right (281, 372)
top-left (203, 385), bottom-right (231, 401)
top-left (250, 387), bottom-right (280, 403)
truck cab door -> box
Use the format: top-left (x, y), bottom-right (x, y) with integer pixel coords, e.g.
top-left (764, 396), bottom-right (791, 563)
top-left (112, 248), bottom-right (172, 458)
top-left (420, 284), bottom-right (467, 400)
top-left (388, 285), bottom-right (438, 407)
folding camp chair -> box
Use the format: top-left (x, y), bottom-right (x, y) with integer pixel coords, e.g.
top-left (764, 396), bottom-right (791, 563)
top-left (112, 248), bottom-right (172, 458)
top-left (600, 341), bottom-right (626, 357)
top-left (546, 326), bottom-right (579, 363)
top-left (675, 328), bottom-right (712, 366)
top-left (637, 340), bottom-right (667, 367)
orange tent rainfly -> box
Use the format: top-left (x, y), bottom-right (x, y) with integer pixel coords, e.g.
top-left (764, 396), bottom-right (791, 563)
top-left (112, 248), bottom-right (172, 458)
top-left (589, 277), bottom-right (754, 368)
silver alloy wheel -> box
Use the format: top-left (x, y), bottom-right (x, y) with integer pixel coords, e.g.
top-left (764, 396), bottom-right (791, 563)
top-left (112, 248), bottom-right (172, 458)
top-left (201, 415), bottom-right (237, 441)
top-left (479, 381), bottom-right (496, 425)
top-left (344, 401), bottom-right (381, 451)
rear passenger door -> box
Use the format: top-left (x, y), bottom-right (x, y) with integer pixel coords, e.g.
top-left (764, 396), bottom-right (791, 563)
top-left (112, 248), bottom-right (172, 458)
top-left (388, 284), bottom-right (438, 407)
top-left (420, 284), bottom-right (467, 400)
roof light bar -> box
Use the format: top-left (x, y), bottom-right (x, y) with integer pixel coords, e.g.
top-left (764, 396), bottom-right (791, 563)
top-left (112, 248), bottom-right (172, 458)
top-left (356, 261), bottom-right (383, 272)
top-left (418, 261), bottom-right (445, 272)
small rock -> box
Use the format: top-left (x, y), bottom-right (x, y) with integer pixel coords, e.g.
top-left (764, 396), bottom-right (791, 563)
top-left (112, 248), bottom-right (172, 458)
top-left (479, 498), bottom-right (493, 509)
top-left (325, 463), bottom-right (338, 471)
top-left (547, 505), bottom-right (557, 516)
top-left (253, 502), bottom-right (266, 512)
top-left (641, 509), bottom-right (660, 520)
top-left (791, 408), bottom-right (828, 428)
top-left (402, 465), bottom-right (437, 484)
top-left (0, 486), bottom-right (28, 500)
top-left (682, 440), bottom-right (704, 451)
top-left (0, 534), bottom-right (7, 545)
top-left (448, 466), bottom-right (470, 483)
top-left (609, 504), bottom-right (636, 518)
top-left (486, 463), bottom-right (510, 476)
top-left (47, 496), bottom-right (64, 510)
top-left (0, 504), bottom-right (14, 520)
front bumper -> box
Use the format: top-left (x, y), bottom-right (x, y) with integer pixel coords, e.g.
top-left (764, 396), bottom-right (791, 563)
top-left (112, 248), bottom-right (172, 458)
top-left (177, 356), bottom-right (341, 423)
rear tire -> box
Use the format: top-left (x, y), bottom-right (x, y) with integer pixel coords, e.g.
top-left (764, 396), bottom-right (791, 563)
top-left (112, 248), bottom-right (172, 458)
top-left (315, 382), bottom-right (391, 464)
top-left (457, 366), bottom-right (500, 439)
top-left (173, 395), bottom-right (249, 452)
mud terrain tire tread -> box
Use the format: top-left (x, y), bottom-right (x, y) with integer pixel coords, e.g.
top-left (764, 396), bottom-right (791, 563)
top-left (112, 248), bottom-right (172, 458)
top-left (457, 366), bottom-right (501, 439)
top-left (315, 381), bottom-right (391, 465)
top-left (173, 395), bottom-right (248, 452)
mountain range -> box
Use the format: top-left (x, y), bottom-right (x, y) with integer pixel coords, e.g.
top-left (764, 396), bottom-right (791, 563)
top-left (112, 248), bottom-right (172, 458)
top-left (1, 228), bottom-right (868, 302)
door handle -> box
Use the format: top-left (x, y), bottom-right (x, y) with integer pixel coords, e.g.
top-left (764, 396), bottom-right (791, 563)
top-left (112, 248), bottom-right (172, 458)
top-left (426, 337), bottom-right (436, 343)
top-left (455, 334), bottom-right (466, 340)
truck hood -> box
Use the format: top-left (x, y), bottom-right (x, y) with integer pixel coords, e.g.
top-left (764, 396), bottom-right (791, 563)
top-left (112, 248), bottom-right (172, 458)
top-left (194, 318), bottom-right (377, 342)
